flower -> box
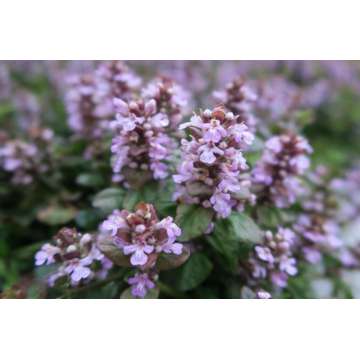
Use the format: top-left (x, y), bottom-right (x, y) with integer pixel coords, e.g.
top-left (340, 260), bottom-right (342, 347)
top-left (248, 228), bottom-right (298, 289)
top-left (213, 77), bottom-right (258, 132)
top-left (0, 128), bottom-right (52, 185)
top-left (252, 132), bottom-right (312, 208)
top-left (35, 244), bottom-right (60, 266)
top-left (101, 203), bottom-right (183, 269)
top-left (142, 76), bottom-right (189, 130)
top-left (127, 272), bottom-right (156, 298)
top-left (110, 97), bottom-right (174, 186)
top-left (95, 60), bottom-right (141, 121)
top-left (34, 228), bottom-right (112, 287)
top-left (173, 106), bottom-right (255, 218)
top-left (293, 166), bottom-right (343, 264)
top-left (65, 74), bottom-right (106, 138)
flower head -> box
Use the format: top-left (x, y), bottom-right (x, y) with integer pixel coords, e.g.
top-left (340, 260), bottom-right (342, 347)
top-left (34, 228), bottom-right (112, 287)
top-left (142, 76), bottom-right (189, 130)
top-left (248, 228), bottom-right (297, 289)
top-left (173, 106), bottom-right (255, 218)
top-left (101, 202), bottom-right (183, 269)
top-left (110, 97), bottom-right (174, 186)
top-left (252, 132), bottom-right (312, 208)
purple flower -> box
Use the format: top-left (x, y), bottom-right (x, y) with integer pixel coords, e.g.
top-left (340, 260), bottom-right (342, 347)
top-left (252, 133), bottom-right (312, 208)
top-left (142, 76), bottom-right (189, 130)
top-left (123, 243), bottom-right (154, 266)
top-left (174, 106), bottom-right (255, 218)
top-left (101, 203), bottom-right (183, 270)
top-left (248, 228), bottom-right (297, 289)
top-left (110, 97), bottom-right (174, 187)
top-left (128, 272), bottom-right (155, 298)
top-left (35, 244), bottom-right (60, 266)
top-left (34, 228), bottom-right (112, 288)
top-left (213, 77), bottom-right (258, 132)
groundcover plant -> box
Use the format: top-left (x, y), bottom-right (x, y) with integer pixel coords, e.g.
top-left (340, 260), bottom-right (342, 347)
top-left (1, 60), bottom-right (360, 299)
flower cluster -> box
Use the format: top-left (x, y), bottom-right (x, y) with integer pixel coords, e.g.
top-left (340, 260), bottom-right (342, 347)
top-left (110, 97), bottom-right (174, 185)
top-left (293, 166), bottom-right (342, 264)
top-left (173, 106), bottom-right (255, 218)
top-left (95, 60), bottom-right (141, 121)
top-left (248, 227), bottom-right (298, 289)
top-left (252, 132), bottom-right (312, 208)
top-left (331, 165), bottom-right (360, 223)
top-left (101, 202), bottom-right (183, 297)
top-left (255, 77), bottom-right (303, 121)
top-left (0, 127), bottom-right (53, 185)
top-left (65, 73), bottom-right (105, 138)
top-left (142, 76), bottom-right (189, 130)
top-left (213, 77), bottom-right (258, 132)
top-left (293, 214), bottom-right (341, 264)
top-left (34, 227), bottom-right (112, 287)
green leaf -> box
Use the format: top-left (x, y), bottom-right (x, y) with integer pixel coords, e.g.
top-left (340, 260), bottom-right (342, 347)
top-left (172, 252), bottom-right (213, 292)
top-left (122, 191), bottom-right (142, 211)
top-left (207, 212), bottom-right (262, 271)
top-left (76, 173), bottom-right (105, 188)
top-left (75, 209), bottom-right (101, 229)
top-left (92, 188), bottom-right (124, 213)
top-left (228, 212), bottom-right (263, 244)
top-left (256, 206), bottom-right (283, 228)
top-left (37, 205), bottom-right (77, 225)
top-left (175, 204), bottom-right (213, 242)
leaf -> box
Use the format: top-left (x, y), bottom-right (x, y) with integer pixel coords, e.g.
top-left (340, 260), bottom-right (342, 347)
top-left (228, 213), bottom-right (263, 244)
top-left (207, 212), bottom-right (262, 271)
top-left (37, 205), bottom-right (77, 225)
top-left (172, 252), bottom-right (213, 292)
top-left (92, 188), bottom-right (125, 213)
top-left (256, 206), bottom-right (282, 228)
top-left (97, 234), bottom-right (131, 267)
top-left (76, 173), bottom-right (105, 188)
top-left (122, 191), bottom-right (142, 211)
top-left (175, 204), bottom-right (213, 242)
top-left (120, 287), bottom-right (159, 299)
top-left (156, 246), bottom-right (191, 271)
top-left (75, 209), bottom-right (101, 229)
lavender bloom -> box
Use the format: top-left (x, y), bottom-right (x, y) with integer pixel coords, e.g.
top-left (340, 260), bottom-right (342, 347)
top-left (255, 76), bottom-right (304, 121)
top-left (213, 77), bottom-right (258, 132)
top-left (65, 73), bottom-right (106, 138)
top-left (173, 106), bottom-right (255, 218)
top-left (95, 61), bottom-right (141, 121)
top-left (110, 97), bottom-right (174, 186)
top-left (35, 244), bottom-right (60, 266)
top-left (127, 272), bottom-right (156, 298)
top-left (293, 166), bottom-right (342, 264)
top-left (0, 127), bottom-right (52, 185)
top-left (252, 133), bottom-right (312, 208)
top-left (248, 228), bottom-right (298, 289)
top-left (34, 228), bottom-right (113, 287)
top-left (101, 202), bottom-right (183, 269)
top-left (331, 165), bottom-right (360, 223)
top-left (142, 76), bottom-right (189, 130)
